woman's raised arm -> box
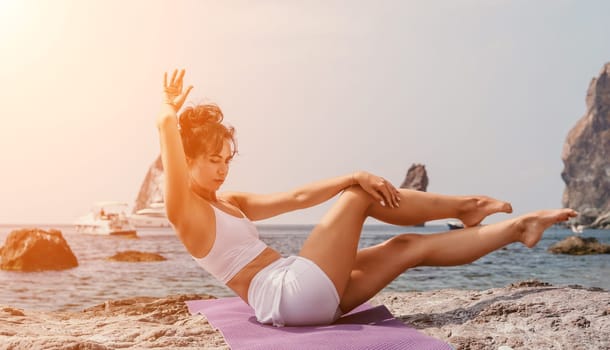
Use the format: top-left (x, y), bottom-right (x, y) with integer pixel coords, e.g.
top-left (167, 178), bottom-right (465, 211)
top-left (156, 69), bottom-right (195, 226)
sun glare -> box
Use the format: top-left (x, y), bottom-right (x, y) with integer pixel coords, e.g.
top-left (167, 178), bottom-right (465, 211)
top-left (0, 0), bottom-right (31, 44)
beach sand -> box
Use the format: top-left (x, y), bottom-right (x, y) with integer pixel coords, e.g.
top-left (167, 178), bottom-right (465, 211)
top-left (1, 281), bottom-right (608, 350)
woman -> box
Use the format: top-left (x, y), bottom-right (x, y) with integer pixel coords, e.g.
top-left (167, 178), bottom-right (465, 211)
top-left (157, 69), bottom-right (577, 327)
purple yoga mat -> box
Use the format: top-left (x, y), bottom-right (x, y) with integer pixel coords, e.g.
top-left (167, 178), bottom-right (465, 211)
top-left (186, 297), bottom-right (453, 350)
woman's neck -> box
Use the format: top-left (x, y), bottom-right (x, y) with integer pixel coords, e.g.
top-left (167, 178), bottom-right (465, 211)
top-left (190, 178), bottom-right (218, 203)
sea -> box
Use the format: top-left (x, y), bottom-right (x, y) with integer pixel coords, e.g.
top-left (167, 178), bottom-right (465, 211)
top-left (1, 223), bottom-right (608, 312)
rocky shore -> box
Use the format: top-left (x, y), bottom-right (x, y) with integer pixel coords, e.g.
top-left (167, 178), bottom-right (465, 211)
top-left (1, 280), bottom-right (607, 350)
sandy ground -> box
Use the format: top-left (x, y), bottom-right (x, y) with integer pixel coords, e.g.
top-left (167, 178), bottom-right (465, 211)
top-left (1, 281), bottom-right (608, 350)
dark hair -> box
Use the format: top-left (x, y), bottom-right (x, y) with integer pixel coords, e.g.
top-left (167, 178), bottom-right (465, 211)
top-left (178, 104), bottom-right (237, 159)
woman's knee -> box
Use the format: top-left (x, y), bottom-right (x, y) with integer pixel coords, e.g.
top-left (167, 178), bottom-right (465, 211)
top-left (387, 233), bottom-right (426, 267)
top-left (388, 233), bottom-right (420, 246)
top-left (341, 186), bottom-right (374, 207)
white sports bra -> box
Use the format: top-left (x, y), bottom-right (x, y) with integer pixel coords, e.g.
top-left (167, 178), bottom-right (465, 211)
top-left (192, 205), bottom-right (268, 283)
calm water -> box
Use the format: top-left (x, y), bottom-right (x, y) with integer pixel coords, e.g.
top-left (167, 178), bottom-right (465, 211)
top-left (1, 223), bottom-right (608, 312)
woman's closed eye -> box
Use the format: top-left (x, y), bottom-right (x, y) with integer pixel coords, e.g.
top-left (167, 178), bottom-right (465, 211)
top-left (209, 157), bottom-right (232, 164)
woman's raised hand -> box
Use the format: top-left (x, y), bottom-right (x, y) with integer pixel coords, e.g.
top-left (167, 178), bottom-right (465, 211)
top-left (162, 69), bottom-right (194, 113)
top-left (354, 171), bottom-right (401, 208)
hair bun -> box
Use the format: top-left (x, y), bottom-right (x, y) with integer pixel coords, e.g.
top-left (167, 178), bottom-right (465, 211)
top-left (178, 103), bottom-right (237, 159)
top-left (179, 104), bottom-right (224, 133)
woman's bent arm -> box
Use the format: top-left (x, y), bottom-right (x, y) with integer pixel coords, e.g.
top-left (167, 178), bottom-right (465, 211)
top-left (227, 171), bottom-right (400, 221)
top-left (227, 173), bottom-right (353, 221)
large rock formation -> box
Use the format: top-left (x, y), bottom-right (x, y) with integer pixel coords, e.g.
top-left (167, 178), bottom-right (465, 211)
top-left (561, 63), bottom-right (610, 229)
top-left (0, 228), bottom-right (78, 271)
top-left (400, 164), bottom-right (429, 191)
top-left (134, 156), bottom-right (165, 213)
top-left (1, 282), bottom-right (608, 349)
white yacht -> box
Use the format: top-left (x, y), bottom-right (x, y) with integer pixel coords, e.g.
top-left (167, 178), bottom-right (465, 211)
top-left (129, 202), bottom-right (172, 228)
top-left (74, 202), bottom-right (138, 236)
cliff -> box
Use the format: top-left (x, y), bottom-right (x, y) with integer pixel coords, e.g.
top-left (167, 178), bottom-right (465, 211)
top-left (133, 156), bottom-right (164, 213)
top-left (400, 164), bottom-right (429, 191)
top-left (561, 63), bottom-right (610, 229)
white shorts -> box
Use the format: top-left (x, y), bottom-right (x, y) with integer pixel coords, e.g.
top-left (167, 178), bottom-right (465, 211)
top-left (247, 255), bottom-right (342, 327)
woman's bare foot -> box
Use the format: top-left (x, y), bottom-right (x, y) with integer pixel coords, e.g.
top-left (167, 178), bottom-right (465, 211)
top-left (517, 209), bottom-right (578, 248)
top-left (459, 196), bottom-right (513, 227)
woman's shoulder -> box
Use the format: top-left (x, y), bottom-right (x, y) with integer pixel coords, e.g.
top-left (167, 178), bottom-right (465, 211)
top-left (174, 196), bottom-right (216, 258)
top-left (171, 193), bottom-right (215, 225)
top-left (218, 191), bottom-right (245, 209)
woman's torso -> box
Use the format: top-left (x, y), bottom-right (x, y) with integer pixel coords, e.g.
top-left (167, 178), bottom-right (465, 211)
top-left (180, 195), bottom-right (281, 303)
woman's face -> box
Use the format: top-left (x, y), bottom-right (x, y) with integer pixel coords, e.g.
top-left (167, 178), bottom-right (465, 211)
top-left (189, 139), bottom-right (233, 192)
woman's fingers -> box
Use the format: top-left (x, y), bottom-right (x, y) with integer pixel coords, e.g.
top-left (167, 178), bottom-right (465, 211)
top-left (359, 173), bottom-right (400, 208)
top-left (170, 69), bottom-right (178, 85)
top-left (377, 184), bottom-right (395, 208)
top-left (367, 179), bottom-right (390, 208)
top-left (162, 69), bottom-right (191, 111)
top-left (360, 182), bottom-right (384, 206)
top-left (367, 188), bottom-right (385, 206)
top-left (175, 85), bottom-right (194, 108)
top-left (374, 178), bottom-right (400, 208)
top-left (385, 182), bottom-right (400, 208)
top-left (176, 69), bottom-right (185, 90)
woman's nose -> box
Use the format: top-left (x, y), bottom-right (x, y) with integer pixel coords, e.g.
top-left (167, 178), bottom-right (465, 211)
top-left (218, 164), bottom-right (227, 175)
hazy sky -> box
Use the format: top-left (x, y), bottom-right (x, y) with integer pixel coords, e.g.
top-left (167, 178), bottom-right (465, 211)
top-left (1, 0), bottom-right (609, 225)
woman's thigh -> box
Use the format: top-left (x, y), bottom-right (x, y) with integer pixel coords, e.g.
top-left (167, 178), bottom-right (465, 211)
top-left (298, 186), bottom-right (373, 298)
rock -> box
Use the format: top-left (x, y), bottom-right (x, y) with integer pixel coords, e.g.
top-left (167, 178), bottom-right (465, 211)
top-left (0, 294), bottom-right (222, 349)
top-left (591, 211), bottom-right (610, 229)
top-left (2, 307), bottom-right (25, 317)
top-left (374, 281), bottom-right (610, 350)
top-left (508, 280), bottom-right (551, 288)
top-left (107, 250), bottom-right (167, 262)
top-left (561, 62), bottom-right (610, 229)
top-left (400, 163), bottom-right (429, 191)
top-left (133, 156), bottom-right (165, 214)
top-left (0, 228), bottom-right (78, 271)
top-left (547, 235), bottom-right (610, 255)
top-left (578, 207), bottom-right (601, 226)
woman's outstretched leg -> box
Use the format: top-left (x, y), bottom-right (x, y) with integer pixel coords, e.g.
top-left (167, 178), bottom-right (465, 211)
top-left (338, 208), bottom-right (577, 312)
top-left (368, 187), bottom-right (513, 227)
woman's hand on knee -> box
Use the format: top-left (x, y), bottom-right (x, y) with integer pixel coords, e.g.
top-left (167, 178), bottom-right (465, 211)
top-left (353, 171), bottom-right (400, 208)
